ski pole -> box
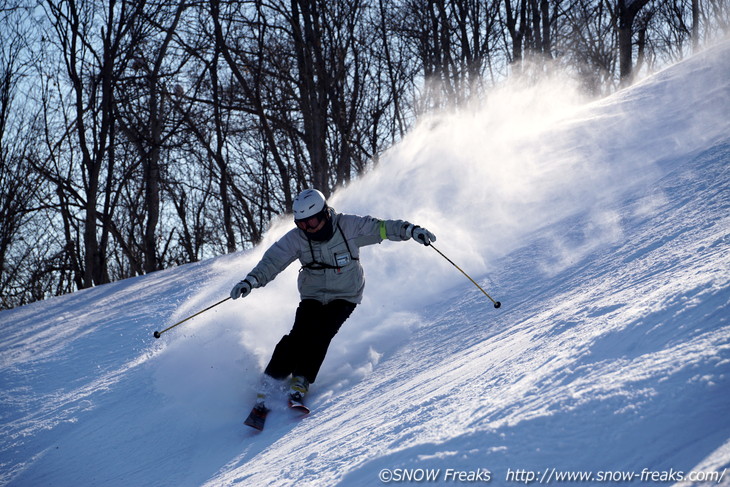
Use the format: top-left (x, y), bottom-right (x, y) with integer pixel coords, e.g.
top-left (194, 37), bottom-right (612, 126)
top-left (153, 296), bottom-right (231, 339)
top-left (429, 244), bottom-right (502, 309)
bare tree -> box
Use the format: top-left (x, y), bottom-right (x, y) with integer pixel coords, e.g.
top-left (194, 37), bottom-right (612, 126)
top-left (504, 0), bottom-right (529, 68)
top-left (40, 0), bottom-right (148, 287)
top-left (115, 0), bottom-right (190, 272)
top-left (616, 0), bottom-right (652, 84)
top-left (559, 0), bottom-right (620, 94)
top-left (395, 0), bottom-right (502, 111)
top-left (0, 17), bottom-right (45, 306)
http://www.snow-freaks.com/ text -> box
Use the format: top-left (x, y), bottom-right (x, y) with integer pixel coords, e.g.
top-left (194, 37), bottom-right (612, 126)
top-left (377, 466), bottom-right (727, 484)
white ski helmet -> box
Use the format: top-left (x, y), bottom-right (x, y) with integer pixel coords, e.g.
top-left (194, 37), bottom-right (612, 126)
top-left (293, 189), bottom-right (327, 221)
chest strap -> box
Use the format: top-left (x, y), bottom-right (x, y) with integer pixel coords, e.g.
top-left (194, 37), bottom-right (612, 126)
top-left (302, 223), bottom-right (359, 271)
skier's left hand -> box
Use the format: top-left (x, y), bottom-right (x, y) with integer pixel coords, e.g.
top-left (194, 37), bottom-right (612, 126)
top-left (410, 225), bottom-right (436, 246)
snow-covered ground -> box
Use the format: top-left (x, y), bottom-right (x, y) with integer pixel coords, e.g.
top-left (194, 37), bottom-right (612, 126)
top-left (1, 40), bottom-right (729, 487)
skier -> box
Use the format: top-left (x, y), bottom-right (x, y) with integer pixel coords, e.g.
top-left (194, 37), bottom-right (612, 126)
top-left (231, 188), bottom-right (436, 429)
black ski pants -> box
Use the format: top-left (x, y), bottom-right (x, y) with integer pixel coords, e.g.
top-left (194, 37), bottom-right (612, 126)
top-left (264, 299), bottom-right (357, 384)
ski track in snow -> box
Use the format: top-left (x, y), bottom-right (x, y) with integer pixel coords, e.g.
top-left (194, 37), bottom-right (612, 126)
top-left (1, 41), bottom-right (729, 487)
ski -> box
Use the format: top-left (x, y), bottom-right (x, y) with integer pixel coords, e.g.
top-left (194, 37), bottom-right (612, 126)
top-left (244, 404), bottom-right (269, 431)
top-left (288, 397), bottom-right (310, 414)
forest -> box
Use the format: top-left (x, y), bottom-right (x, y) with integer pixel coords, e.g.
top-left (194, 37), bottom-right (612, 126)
top-left (1, 0), bottom-right (728, 309)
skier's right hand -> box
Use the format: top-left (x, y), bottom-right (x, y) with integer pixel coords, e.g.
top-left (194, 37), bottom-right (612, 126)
top-left (231, 276), bottom-right (257, 300)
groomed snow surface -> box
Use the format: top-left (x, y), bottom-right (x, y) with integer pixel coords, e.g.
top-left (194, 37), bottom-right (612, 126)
top-left (1, 41), bottom-right (729, 487)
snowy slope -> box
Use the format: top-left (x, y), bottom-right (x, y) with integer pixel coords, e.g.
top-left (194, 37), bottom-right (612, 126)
top-left (1, 41), bottom-right (729, 487)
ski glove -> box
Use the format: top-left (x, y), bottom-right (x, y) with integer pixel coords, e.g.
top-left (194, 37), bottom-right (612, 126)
top-left (407, 224), bottom-right (436, 246)
top-left (231, 275), bottom-right (258, 300)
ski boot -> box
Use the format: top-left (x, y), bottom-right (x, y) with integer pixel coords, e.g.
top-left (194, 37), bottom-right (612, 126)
top-left (288, 376), bottom-right (310, 413)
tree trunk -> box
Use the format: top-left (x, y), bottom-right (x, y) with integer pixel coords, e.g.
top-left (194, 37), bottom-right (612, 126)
top-left (617, 0), bottom-right (651, 85)
top-left (291, 0), bottom-right (330, 193)
top-left (691, 0), bottom-right (700, 52)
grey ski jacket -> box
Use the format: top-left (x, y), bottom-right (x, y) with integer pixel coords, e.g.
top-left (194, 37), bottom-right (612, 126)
top-left (246, 210), bottom-right (413, 304)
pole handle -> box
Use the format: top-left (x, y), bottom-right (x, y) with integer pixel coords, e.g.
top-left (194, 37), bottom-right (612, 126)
top-left (429, 244), bottom-right (502, 309)
top-left (153, 296), bottom-right (231, 339)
